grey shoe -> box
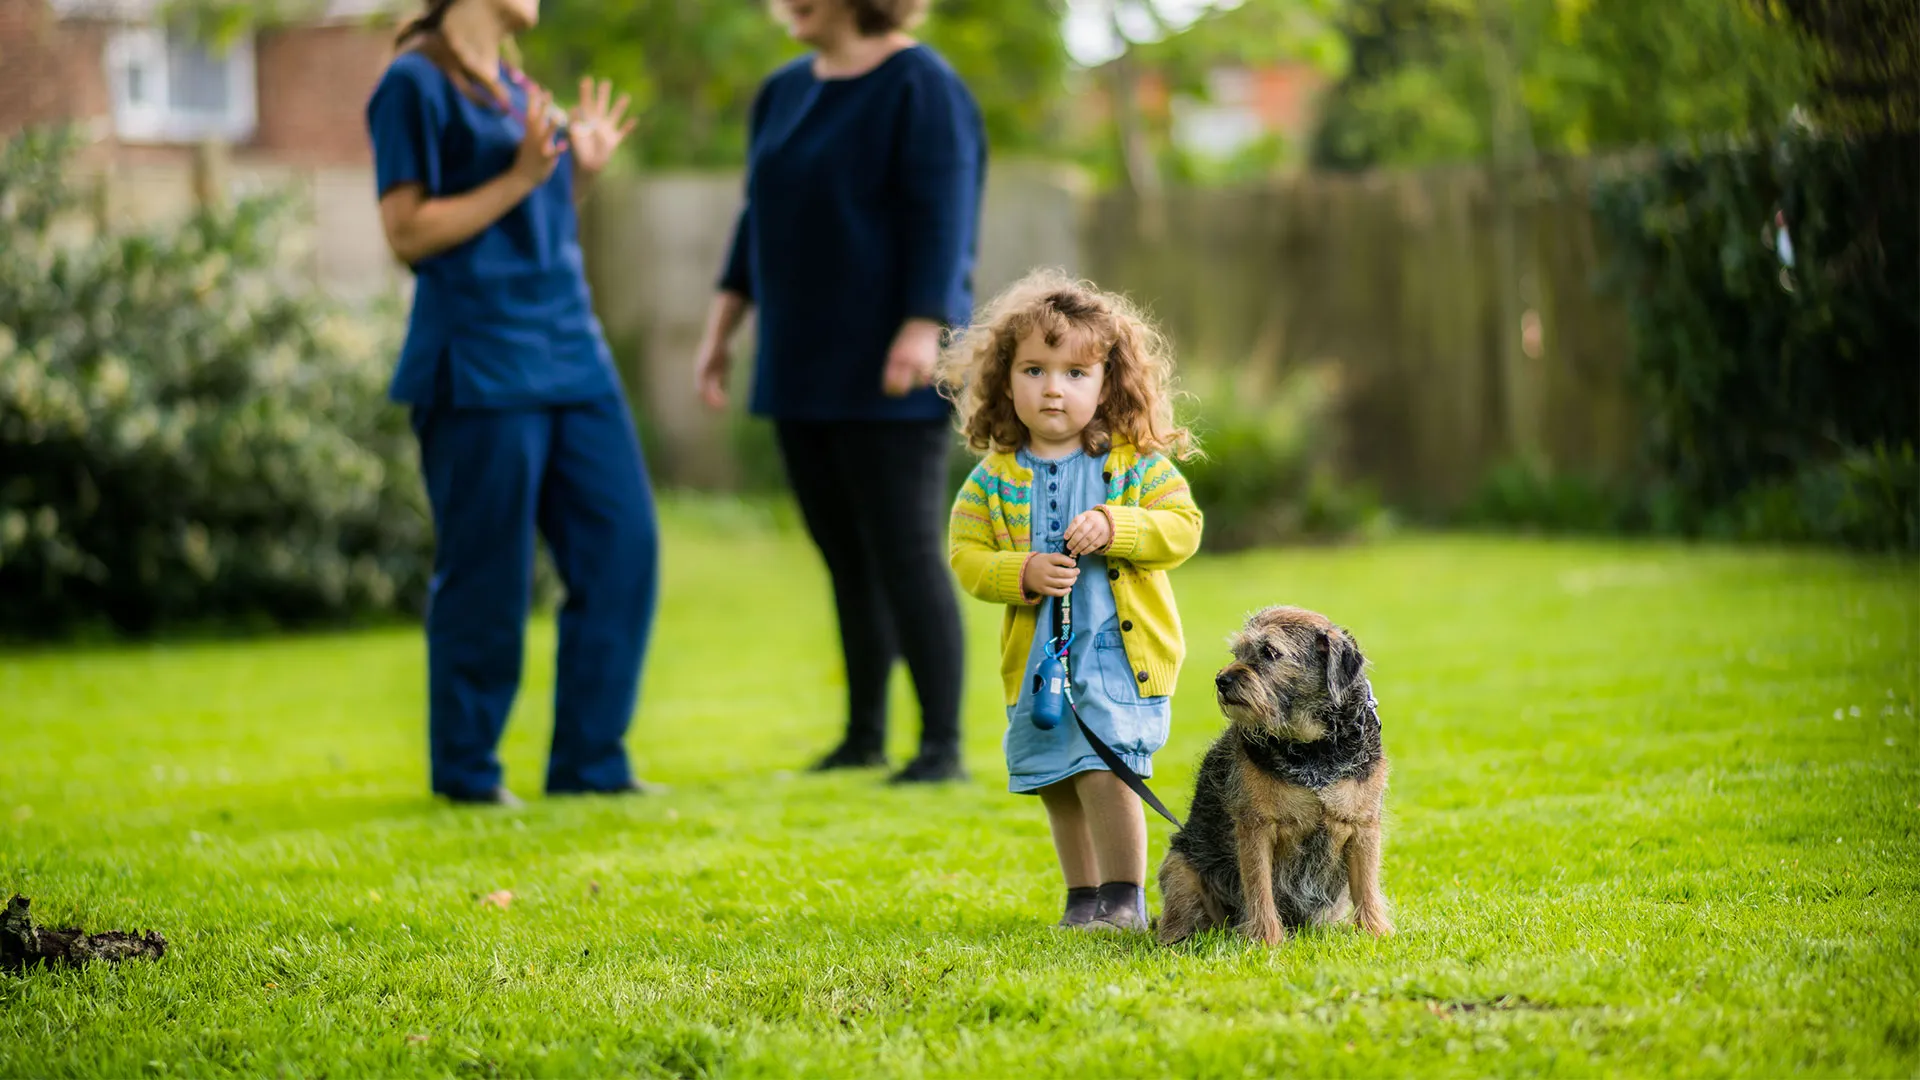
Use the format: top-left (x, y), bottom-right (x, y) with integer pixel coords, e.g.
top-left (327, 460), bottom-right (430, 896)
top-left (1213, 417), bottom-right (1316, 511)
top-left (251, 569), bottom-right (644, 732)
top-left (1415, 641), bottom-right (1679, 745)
top-left (1056, 887), bottom-right (1102, 928)
top-left (1087, 883), bottom-right (1149, 932)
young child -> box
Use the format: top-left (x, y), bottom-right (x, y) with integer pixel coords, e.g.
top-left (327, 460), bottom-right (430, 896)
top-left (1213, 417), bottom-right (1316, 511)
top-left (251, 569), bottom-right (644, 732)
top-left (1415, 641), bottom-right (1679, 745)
top-left (942, 270), bottom-right (1203, 932)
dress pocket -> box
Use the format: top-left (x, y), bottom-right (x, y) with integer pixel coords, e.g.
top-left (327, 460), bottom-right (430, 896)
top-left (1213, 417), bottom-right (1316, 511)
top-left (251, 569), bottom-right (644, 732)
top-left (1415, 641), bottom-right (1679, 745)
top-left (1087, 629), bottom-right (1171, 758)
top-left (1092, 630), bottom-right (1163, 709)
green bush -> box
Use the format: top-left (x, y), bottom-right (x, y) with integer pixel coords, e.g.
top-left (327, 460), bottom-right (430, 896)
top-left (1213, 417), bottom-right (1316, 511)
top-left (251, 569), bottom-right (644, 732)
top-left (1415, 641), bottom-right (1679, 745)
top-left (1462, 445), bottom-right (1920, 551)
top-left (0, 128), bottom-right (431, 637)
top-left (1720, 443), bottom-right (1920, 549)
top-left (1592, 128), bottom-right (1918, 549)
top-left (1460, 458), bottom-right (1646, 535)
top-left (1179, 363), bottom-right (1387, 551)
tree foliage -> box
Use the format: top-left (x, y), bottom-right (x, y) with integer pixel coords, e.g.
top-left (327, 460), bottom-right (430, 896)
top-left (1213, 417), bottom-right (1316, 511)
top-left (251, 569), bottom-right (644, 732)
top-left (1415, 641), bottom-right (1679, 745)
top-left (1764, 0), bottom-right (1918, 134)
top-left (1312, 0), bottom-right (1816, 168)
top-left (1122, 0), bottom-right (1345, 96)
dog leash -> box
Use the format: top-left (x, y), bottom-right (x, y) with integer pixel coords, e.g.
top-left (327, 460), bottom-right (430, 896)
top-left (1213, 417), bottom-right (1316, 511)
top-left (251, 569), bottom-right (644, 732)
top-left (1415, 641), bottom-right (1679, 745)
top-left (1031, 549), bottom-right (1183, 829)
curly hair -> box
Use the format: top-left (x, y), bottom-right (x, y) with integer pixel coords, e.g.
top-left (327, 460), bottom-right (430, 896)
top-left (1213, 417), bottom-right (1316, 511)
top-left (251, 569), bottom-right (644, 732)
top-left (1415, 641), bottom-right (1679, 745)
top-left (937, 269), bottom-right (1197, 460)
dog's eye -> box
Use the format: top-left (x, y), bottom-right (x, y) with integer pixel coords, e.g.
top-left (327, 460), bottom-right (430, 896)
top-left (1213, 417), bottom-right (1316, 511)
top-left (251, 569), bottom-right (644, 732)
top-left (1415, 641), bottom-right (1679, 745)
top-left (1259, 642), bottom-right (1279, 663)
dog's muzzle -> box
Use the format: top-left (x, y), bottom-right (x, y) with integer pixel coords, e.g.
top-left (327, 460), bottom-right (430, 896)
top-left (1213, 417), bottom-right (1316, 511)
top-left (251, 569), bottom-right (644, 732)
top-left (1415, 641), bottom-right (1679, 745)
top-left (1215, 667), bottom-right (1246, 704)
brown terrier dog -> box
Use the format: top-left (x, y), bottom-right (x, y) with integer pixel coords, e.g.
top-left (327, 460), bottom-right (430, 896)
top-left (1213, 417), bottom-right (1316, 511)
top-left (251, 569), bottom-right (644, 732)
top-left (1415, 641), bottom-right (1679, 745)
top-left (1156, 606), bottom-right (1394, 945)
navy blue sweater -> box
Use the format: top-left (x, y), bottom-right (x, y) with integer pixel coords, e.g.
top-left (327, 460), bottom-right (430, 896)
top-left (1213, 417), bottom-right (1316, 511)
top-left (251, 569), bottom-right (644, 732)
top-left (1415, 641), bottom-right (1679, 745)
top-left (719, 45), bottom-right (986, 422)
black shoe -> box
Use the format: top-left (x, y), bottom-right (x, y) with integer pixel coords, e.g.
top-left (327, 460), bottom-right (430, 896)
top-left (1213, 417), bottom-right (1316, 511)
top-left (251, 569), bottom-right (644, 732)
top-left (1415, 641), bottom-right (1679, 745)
top-left (447, 786), bottom-right (524, 808)
top-left (811, 743), bottom-right (889, 772)
top-left (887, 754), bottom-right (968, 784)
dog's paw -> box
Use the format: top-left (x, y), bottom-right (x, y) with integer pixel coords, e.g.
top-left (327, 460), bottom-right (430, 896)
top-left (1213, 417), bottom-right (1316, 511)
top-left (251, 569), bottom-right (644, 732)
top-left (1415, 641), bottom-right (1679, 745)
top-left (1238, 919), bottom-right (1286, 947)
top-left (1356, 908), bottom-right (1395, 937)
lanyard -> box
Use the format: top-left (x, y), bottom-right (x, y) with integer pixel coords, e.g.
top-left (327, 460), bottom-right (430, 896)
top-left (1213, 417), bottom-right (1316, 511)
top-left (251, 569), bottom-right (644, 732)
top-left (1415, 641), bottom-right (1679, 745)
top-left (496, 67), bottom-right (565, 133)
top-left (1046, 545), bottom-right (1076, 677)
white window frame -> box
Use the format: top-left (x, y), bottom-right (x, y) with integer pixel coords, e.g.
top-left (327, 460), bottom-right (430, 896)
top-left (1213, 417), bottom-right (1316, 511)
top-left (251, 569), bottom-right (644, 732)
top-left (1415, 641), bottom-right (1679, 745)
top-left (105, 25), bottom-right (258, 144)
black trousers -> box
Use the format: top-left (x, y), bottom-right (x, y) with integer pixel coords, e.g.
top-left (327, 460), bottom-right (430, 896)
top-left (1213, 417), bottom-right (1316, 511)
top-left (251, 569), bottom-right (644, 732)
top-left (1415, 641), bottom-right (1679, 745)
top-left (775, 420), bottom-right (964, 759)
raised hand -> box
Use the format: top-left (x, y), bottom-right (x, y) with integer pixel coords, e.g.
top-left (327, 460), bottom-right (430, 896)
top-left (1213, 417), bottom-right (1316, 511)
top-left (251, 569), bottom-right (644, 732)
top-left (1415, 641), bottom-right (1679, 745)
top-left (570, 76), bottom-right (635, 178)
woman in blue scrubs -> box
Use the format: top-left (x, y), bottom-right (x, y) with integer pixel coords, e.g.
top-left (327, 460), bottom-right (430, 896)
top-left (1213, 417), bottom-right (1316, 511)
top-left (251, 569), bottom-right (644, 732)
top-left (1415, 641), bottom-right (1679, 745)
top-left (367, 0), bottom-right (657, 806)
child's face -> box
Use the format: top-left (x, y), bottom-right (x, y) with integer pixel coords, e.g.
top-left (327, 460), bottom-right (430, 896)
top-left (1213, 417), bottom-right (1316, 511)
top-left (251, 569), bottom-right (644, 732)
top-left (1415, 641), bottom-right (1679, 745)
top-left (1009, 328), bottom-right (1105, 456)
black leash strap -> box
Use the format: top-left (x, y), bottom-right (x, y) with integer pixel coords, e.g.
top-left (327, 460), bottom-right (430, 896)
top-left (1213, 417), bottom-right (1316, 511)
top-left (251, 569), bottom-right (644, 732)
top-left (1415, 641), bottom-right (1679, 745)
top-left (1072, 705), bottom-right (1183, 829)
top-left (1052, 555), bottom-right (1183, 829)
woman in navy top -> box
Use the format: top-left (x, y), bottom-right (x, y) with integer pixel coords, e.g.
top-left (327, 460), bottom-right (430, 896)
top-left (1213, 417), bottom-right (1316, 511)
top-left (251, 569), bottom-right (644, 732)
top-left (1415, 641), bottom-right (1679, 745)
top-left (694, 0), bottom-right (985, 784)
top-left (367, 0), bottom-right (658, 806)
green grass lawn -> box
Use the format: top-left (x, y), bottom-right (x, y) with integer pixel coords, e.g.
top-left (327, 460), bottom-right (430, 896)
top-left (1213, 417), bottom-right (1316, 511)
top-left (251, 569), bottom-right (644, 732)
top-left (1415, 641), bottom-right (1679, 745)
top-left (3, 499), bottom-right (1916, 1078)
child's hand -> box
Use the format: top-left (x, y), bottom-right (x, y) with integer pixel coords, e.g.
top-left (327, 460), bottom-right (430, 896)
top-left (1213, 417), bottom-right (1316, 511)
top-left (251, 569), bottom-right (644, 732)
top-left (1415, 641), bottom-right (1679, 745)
top-left (1063, 509), bottom-right (1114, 556)
top-left (1022, 553), bottom-right (1080, 598)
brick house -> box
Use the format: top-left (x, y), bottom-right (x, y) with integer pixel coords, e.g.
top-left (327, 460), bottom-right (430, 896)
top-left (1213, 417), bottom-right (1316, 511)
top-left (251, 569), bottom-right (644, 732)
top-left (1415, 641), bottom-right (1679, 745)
top-left (1164, 64), bottom-right (1328, 160)
top-left (0, 0), bottom-right (400, 167)
top-left (1078, 61), bottom-right (1330, 165)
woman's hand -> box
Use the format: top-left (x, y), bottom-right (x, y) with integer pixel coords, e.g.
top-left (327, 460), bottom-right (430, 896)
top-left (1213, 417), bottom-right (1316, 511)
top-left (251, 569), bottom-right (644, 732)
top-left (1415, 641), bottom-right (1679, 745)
top-left (694, 292), bottom-right (750, 411)
top-left (695, 341), bottom-right (731, 411)
top-left (1022, 553), bottom-right (1080, 599)
top-left (512, 85), bottom-right (568, 189)
top-left (380, 83), bottom-right (566, 263)
top-left (882, 318), bottom-right (942, 398)
top-left (1063, 509), bottom-right (1114, 556)
top-left (569, 77), bottom-right (635, 179)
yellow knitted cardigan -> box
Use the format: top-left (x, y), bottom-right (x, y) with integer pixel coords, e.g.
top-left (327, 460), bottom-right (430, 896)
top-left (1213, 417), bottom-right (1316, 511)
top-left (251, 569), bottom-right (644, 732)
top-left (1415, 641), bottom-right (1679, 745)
top-left (949, 440), bottom-right (1203, 706)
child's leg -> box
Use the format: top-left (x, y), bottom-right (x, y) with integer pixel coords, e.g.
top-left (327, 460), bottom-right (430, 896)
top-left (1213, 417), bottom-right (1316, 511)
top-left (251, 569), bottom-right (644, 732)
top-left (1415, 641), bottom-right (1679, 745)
top-left (1038, 779), bottom-right (1097, 887)
top-left (1075, 771), bottom-right (1150, 931)
top-left (1039, 780), bottom-right (1102, 926)
top-left (1074, 770), bottom-right (1147, 885)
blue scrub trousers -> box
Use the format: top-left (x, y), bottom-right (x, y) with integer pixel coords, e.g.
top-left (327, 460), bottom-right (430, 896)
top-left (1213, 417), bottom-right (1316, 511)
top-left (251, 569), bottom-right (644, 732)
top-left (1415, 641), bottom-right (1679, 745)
top-left (411, 392), bottom-right (658, 797)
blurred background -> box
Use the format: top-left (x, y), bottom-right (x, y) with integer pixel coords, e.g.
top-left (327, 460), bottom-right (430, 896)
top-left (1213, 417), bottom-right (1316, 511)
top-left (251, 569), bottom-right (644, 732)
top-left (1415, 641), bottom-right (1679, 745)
top-left (0, 0), bottom-right (1913, 638)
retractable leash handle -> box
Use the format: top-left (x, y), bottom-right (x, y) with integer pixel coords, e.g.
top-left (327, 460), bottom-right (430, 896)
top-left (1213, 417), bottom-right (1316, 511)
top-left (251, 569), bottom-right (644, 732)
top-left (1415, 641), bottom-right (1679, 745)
top-left (1029, 551), bottom-right (1074, 731)
top-left (1030, 652), bottom-right (1068, 730)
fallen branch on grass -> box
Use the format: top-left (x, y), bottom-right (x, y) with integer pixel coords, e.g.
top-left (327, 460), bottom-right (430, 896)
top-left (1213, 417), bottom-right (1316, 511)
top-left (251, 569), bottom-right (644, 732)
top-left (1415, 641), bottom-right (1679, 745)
top-left (1, 895), bottom-right (167, 971)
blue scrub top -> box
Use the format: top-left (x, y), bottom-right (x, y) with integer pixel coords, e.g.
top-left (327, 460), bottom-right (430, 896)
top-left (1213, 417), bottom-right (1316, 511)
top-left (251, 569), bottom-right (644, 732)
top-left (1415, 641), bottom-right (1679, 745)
top-left (366, 52), bottom-right (620, 409)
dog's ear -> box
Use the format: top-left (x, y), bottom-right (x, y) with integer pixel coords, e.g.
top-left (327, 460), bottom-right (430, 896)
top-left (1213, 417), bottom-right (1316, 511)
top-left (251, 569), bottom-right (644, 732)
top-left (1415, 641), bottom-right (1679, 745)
top-left (1322, 627), bottom-right (1365, 708)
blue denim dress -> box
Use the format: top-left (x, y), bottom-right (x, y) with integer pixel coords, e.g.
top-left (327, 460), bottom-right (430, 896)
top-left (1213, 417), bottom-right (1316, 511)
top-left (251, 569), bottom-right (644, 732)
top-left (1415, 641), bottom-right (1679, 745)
top-left (1005, 447), bottom-right (1173, 793)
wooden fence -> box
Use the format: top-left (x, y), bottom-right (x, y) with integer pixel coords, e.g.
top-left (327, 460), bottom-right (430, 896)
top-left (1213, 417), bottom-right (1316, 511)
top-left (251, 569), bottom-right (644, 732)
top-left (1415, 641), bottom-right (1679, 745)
top-left (1080, 159), bottom-right (1639, 510)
